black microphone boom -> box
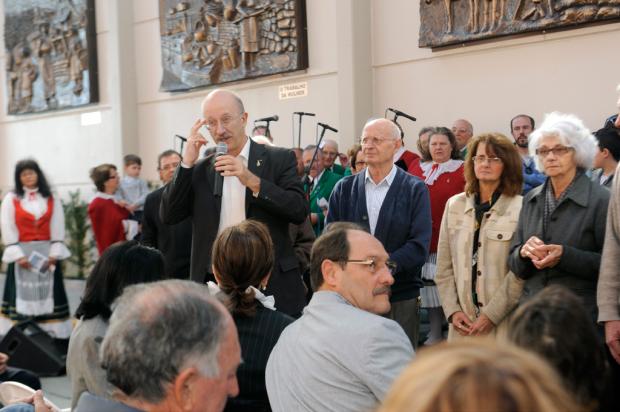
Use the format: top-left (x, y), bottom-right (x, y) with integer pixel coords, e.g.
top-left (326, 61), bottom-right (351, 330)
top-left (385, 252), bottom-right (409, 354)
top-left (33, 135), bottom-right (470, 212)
top-left (294, 112), bottom-right (316, 116)
top-left (255, 115), bottom-right (279, 122)
top-left (388, 108), bottom-right (417, 122)
top-left (213, 142), bottom-right (228, 197)
top-left (318, 122), bottom-right (338, 133)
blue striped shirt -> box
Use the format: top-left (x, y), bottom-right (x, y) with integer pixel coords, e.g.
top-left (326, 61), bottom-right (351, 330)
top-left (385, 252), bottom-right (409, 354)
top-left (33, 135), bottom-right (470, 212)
top-left (364, 166), bottom-right (397, 235)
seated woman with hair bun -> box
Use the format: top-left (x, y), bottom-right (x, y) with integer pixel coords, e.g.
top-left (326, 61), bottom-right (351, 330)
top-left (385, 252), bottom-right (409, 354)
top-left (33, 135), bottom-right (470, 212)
top-left (209, 220), bottom-right (294, 412)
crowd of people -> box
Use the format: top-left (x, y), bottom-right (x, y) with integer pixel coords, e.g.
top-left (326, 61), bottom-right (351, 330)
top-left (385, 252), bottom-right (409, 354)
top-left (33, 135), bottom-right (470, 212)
top-left (0, 86), bottom-right (620, 411)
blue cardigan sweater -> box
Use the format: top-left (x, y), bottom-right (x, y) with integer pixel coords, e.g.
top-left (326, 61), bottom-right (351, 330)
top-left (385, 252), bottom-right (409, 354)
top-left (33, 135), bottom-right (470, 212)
top-left (326, 167), bottom-right (431, 301)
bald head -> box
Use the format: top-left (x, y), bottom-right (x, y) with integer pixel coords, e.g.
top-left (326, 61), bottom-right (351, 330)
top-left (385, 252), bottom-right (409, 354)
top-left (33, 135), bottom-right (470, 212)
top-left (363, 118), bottom-right (401, 140)
top-left (201, 89), bottom-right (249, 156)
top-left (452, 119), bottom-right (474, 150)
top-left (201, 89), bottom-right (245, 114)
top-left (360, 118), bottom-right (399, 169)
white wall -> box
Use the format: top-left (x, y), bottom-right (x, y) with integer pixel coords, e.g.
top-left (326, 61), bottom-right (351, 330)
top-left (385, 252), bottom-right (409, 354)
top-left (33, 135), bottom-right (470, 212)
top-left (132, 0), bottom-right (355, 182)
top-left (0, 0), bottom-right (137, 199)
top-left (371, 0), bottom-right (620, 151)
top-left (1, 0), bottom-right (619, 195)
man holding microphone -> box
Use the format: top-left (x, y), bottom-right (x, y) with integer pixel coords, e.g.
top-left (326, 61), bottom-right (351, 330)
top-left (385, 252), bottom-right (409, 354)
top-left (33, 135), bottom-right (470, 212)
top-left (161, 89), bottom-right (308, 316)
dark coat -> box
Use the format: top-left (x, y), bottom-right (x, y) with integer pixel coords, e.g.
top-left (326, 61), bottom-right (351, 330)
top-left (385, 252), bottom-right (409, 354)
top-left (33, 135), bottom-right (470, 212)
top-left (225, 305), bottom-right (294, 412)
top-left (141, 186), bottom-right (192, 279)
top-left (160, 140), bottom-right (309, 315)
top-left (508, 173), bottom-right (610, 320)
top-left (326, 167), bottom-right (431, 301)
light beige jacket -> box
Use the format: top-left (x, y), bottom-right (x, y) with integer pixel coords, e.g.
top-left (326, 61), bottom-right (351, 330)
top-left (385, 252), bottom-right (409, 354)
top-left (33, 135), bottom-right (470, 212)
top-left (436, 192), bottom-right (524, 341)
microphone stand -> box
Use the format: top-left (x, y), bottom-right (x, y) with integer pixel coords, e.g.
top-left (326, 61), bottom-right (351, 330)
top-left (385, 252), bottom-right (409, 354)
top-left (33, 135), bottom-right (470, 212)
top-left (296, 113), bottom-right (303, 148)
top-left (264, 120), bottom-right (273, 140)
top-left (384, 108), bottom-right (417, 140)
top-left (254, 120), bottom-right (273, 140)
top-left (302, 123), bottom-right (333, 199)
top-left (175, 134), bottom-right (187, 153)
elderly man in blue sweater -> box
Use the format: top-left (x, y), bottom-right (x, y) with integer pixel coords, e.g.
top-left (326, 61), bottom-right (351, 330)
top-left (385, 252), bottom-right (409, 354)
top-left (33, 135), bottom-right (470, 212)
top-left (326, 118), bottom-right (431, 348)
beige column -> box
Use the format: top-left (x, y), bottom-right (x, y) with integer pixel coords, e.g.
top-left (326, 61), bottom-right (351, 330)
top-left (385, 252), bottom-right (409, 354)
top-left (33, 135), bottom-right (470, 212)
top-left (336, 0), bottom-right (373, 150)
top-left (108, 0), bottom-right (138, 159)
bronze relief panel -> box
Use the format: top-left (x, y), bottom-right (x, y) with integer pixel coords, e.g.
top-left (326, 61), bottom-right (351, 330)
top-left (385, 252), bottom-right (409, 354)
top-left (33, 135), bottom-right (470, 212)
top-left (3, 0), bottom-right (98, 115)
top-left (159, 0), bottom-right (309, 92)
top-left (420, 0), bottom-right (620, 48)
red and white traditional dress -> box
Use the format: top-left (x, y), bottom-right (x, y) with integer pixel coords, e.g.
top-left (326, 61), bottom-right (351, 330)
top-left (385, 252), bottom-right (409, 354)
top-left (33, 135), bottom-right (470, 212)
top-left (88, 192), bottom-right (136, 254)
top-left (410, 159), bottom-right (466, 308)
top-left (0, 188), bottom-right (72, 338)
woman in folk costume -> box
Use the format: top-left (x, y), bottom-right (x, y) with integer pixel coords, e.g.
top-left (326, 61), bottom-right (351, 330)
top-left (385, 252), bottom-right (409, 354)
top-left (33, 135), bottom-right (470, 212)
top-left (0, 159), bottom-right (72, 338)
top-left (409, 127), bottom-right (466, 345)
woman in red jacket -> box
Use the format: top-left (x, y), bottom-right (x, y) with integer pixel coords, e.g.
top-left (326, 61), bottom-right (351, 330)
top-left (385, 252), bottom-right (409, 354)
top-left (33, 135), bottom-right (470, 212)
top-left (88, 164), bottom-right (135, 255)
top-left (409, 127), bottom-right (465, 345)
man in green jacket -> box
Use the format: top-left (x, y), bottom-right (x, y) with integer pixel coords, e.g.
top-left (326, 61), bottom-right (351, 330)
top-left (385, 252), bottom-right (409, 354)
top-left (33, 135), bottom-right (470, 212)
top-left (303, 145), bottom-right (342, 235)
top-left (322, 139), bottom-right (348, 175)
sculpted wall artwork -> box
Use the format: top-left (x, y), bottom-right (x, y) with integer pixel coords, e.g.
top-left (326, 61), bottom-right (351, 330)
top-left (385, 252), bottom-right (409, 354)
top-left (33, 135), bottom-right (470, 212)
top-left (159, 0), bottom-right (308, 92)
top-left (3, 0), bottom-right (98, 114)
top-left (420, 0), bottom-right (620, 48)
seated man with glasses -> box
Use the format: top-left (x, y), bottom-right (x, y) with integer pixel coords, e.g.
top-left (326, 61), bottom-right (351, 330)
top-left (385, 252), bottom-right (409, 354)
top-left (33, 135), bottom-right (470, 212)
top-left (141, 150), bottom-right (192, 279)
top-left (266, 222), bottom-right (414, 412)
top-left (326, 118), bottom-right (432, 349)
top-left (161, 89), bottom-right (308, 317)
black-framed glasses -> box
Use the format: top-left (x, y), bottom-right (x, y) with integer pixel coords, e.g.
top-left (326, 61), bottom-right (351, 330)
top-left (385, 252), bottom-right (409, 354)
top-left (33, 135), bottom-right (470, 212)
top-left (535, 146), bottom-right (573, 158)
top-left (342, 258), bottom-right (397, 275)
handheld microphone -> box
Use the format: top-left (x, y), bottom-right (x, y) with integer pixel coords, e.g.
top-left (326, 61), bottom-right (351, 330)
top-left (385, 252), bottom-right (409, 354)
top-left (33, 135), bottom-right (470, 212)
top-left (388, 108), bottom-right (417, 122)
top-left (255, 115), bottom-right (279, 122)
top-left (318, 122), bottom-right (338, 133)
top-left (213, 142), bottom-right (228, 197)
top-left (294, 112), bottom-right (316, 116)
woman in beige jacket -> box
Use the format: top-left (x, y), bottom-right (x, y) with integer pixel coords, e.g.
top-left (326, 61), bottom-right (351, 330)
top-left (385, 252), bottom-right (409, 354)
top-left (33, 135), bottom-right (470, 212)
top-left (436, 133), bottom-right (524, 340)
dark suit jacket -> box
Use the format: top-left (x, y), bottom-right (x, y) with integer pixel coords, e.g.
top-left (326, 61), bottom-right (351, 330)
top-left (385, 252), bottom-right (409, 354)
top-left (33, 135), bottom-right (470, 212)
top-left (395, 149), bottom-right (420, 171)
top-left (225, 305), bottom-right (294, 412)
top-left (508, 173), bottom-right (609, 321)
top-left (161, 140), bottom-right (309, 315)
top-left (289, 217), bottom-right (315, 273)
top-left (326, 167), bottom-right (432, 301)
top-left (141, 186), bottom-right (192, 279)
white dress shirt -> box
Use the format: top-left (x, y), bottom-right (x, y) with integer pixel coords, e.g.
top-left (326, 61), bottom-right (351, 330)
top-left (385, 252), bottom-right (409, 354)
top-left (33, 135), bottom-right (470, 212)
top-left (364, 166), bottom-right (397, 235)
top-left (309, 170), bottom-right (325, 192)
top-left (219, 138), bottom-right (251, 233)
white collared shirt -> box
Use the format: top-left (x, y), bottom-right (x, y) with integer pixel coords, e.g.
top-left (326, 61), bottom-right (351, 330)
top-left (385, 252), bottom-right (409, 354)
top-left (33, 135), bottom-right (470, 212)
top-left (310, 170), bottom-right (325, 191)
top-left (364, 165), bottom-right (397, 235)
top-left (219, 138), bottom-right (251, 233)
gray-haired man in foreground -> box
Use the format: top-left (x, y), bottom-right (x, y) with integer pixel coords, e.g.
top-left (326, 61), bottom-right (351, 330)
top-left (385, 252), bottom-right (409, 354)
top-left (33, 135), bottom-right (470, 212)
top-left (74, 280), bottom-right (241, 412)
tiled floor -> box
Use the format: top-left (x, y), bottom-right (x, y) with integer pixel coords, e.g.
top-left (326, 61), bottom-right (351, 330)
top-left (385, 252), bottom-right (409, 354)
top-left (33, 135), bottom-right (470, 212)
top-left (0, 274), bottom-right (86, 409)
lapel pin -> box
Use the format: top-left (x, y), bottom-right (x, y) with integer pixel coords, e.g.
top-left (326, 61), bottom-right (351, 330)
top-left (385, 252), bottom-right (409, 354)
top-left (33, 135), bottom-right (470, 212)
top-left (256, 160), bottom-right (262, 167)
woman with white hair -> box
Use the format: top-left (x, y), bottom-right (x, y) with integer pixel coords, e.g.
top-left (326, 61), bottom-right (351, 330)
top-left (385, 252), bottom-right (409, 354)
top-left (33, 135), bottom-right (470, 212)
top-left (508, 112), bottom-right (610, 323)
